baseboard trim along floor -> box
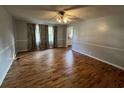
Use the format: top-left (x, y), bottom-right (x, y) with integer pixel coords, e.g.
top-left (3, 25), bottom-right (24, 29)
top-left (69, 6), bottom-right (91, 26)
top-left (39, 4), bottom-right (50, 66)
top-left (72, 49), bottom-right (124, 71)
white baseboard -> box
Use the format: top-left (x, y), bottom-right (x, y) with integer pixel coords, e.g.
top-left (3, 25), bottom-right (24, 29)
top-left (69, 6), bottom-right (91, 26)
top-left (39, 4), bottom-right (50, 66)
top-left (17, 49), bottom-right (28, 53)
top-left (13, 54), bottom-right (16, 60)
top-left (72, 49), bottom-right (124, 71)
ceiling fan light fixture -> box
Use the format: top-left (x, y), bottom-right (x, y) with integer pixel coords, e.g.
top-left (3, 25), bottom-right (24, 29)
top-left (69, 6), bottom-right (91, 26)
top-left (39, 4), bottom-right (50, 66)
top-left (58, 19), bottom-right (62, 23)
top-left (56, 11), bottom-right (67, 24)
top-left (56, 18), bottom-right (60, 23)
top-left (63, 18), bottom-right (67, 23)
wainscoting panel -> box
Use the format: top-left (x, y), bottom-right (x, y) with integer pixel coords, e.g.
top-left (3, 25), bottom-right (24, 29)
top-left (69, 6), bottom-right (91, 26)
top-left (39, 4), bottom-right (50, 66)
top-left (0, 44), bottom-right (15, 85)
top-left (72, 42), bottom-right (124, 69)
top-left (16, 40), bottom-right (28, 52)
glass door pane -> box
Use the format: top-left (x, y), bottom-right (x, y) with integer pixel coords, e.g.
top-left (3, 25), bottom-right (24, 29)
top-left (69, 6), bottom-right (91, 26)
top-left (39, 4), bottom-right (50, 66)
top-left (48, 26), bottom-right (54, 48)
top-left (35, 24), bottom-right (40, 50)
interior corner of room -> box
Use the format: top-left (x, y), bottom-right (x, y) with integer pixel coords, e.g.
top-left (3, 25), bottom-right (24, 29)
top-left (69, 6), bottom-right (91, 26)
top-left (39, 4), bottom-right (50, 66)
top-left (0, 6), bottom-right (74, 86)
top-left (0, 5), bottom-right (124, 87)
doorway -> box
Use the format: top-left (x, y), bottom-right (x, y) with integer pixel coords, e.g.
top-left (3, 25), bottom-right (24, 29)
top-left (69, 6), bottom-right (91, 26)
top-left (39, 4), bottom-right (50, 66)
top-left (66, 26), bottom-right (73, 48)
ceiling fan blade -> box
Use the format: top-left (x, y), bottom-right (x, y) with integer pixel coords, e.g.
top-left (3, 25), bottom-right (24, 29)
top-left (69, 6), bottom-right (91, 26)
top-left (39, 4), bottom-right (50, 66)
top-left (69, 17), bottom-right (82, 20)
top-left (46, 15), bottom-right (58, 21)
top-left (64, 5), bottom-right (88, 11)
top-left (65, 14), bottom-right (82, 20)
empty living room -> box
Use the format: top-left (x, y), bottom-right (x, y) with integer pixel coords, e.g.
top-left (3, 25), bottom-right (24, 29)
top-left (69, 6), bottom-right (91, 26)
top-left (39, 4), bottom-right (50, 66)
top-left (0, 4), bottom-right (124, 90)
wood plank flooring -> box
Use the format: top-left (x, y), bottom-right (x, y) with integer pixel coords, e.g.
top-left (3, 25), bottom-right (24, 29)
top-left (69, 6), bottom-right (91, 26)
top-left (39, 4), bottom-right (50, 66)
top-left (1, 48), bottom-right (124, 88)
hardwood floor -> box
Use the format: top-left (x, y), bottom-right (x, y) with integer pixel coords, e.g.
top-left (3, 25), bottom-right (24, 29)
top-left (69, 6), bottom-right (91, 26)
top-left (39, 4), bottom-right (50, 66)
top-left (1, 48), bottom-right (124, 88)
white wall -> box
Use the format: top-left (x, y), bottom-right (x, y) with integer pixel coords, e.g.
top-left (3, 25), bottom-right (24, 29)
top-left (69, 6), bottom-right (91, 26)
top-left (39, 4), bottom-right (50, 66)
top-left (0, 6), bottom-right (15, 85)
top-left (15, 20), bottom-right (28, 52)
top-left (72, 14), bottom-right (124, 69)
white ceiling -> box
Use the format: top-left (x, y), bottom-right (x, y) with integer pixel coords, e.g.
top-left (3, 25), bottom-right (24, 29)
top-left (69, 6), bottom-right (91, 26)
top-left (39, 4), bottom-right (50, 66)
top-left (4, 5), bottom-right (124, 24)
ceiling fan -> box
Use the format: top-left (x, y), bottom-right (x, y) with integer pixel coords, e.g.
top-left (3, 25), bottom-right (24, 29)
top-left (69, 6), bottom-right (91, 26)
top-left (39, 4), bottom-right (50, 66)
top-left (41, 5), bottom-right (87, 24)
top-left (55, 10), bottom-right (81, 24)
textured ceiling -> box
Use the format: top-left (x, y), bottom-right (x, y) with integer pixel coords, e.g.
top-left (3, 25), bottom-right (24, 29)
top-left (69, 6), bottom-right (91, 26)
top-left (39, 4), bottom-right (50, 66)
top-left (4, 5), bottom-right (124, 24)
